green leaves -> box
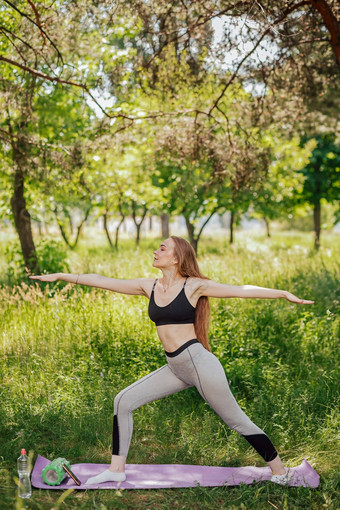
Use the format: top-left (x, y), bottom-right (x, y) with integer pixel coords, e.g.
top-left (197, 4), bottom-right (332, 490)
top-left (300, 134), bottom-right (340, 205)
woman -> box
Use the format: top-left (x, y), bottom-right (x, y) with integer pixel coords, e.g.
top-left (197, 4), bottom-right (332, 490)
top-left (30, 236), bottom-right (314, 486)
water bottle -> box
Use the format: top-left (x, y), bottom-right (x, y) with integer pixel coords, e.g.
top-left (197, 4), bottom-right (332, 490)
top-left (17, 449), bottom-right (32, 499)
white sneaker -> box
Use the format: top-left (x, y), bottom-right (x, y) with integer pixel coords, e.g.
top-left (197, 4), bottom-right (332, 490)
top-left (270, 467), bottom-right (293, 486)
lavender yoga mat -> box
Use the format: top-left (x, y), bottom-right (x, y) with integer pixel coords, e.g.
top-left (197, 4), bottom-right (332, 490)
top-left (31, 455), bottom-right (320, 490)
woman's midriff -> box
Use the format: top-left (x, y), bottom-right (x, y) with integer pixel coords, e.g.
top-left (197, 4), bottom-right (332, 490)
top-left (157, 323), bottom-right (197, 352)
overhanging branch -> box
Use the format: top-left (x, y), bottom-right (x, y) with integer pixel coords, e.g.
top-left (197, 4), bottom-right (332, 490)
top-left (208, 0), bottom-right (313, 116)
top-left (3, 0), bottom-right (62, 64)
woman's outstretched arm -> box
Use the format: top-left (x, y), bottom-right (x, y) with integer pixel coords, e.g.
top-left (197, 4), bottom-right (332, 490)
top-left (29, 273), bottom-right (150, 296)
top-left (199, 280), bottom-right (314, 304)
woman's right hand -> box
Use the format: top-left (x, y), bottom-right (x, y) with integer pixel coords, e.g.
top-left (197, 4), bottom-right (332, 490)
top-left (29, 273), bottom-right (61, 282)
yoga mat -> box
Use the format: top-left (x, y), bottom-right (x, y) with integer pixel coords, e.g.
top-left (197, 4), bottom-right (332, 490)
top-left (31, 455), bottom-right (319, 490)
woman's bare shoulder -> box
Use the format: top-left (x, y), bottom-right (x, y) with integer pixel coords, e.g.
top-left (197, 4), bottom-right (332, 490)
top-left (187, 276), bottom-right (210, 295)
top-left (139, 277), bottom-right (158, 298)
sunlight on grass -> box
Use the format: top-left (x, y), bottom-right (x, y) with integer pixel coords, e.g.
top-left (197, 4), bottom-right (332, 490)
top-left (0, 230), bottom-right (339, 509)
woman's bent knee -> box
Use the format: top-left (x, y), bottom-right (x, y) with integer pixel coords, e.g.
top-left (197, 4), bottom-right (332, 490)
top-left (114, 392), bottom-right (133, 414)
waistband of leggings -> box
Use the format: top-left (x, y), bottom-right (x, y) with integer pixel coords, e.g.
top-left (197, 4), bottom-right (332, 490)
top-left (165, 338), bottom-right (199, 357)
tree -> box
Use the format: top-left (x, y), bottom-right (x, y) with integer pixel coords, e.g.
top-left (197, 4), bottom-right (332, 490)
top-left (1, 67), bottom-right (41, 272)
top-left (120, 0), bottom-right (340, 141)
top-left (299, 133), bottom-right (340, 249)
top-left (248, 134), bottom-right (315, 237)
top-left (0, 1), bottom-right (134, 267)
top-left (145, 46), bottom-right (276, 252)
top-left (85, 130), bottom-right (164, 248)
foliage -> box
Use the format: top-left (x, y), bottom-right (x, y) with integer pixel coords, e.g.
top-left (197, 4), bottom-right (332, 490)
top-left (1, 0), bottom-right (339, 267)
top-left (299, 133), bottom-right (340, 207)
top-left (3, 238), bottom-right (70, 286)
top-left (248, 135), bottom-right (316, 223)
top-left (278, 201), bottom-right (339, 232)
top-left (0, 232), bottom-right (339, 508)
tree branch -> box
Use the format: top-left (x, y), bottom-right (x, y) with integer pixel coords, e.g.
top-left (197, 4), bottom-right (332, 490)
top-left (2, 0), bottom-right (63, 64)
top-left (309, 0), bottom-right (340, 68)
top-left (142, 2), bottom-right (245, 68)
top-left (26, 0), bottom-right (46, 48)
top-left (208, 0), bottom-right (312, 116)
top-left (0, 25), bottom-right (36, 52)
top-left (196, 206), bottom-right (220, 242)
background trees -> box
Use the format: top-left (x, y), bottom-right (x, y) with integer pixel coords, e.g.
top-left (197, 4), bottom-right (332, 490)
top-left (0, 0), bottom-right (339, 268)
top-left (298, 134), bottom-right (340, 249)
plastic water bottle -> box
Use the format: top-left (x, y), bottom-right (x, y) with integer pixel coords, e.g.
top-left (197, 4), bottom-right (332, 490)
top-left (17, 449), bottom-right (32, 499)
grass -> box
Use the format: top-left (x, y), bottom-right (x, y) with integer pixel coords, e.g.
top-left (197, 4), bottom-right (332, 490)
top-left (0, 228), bottom-right (339, 509)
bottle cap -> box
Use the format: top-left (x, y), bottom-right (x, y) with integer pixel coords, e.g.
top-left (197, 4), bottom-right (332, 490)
top-left (21, 448), bottom-right (26, 455)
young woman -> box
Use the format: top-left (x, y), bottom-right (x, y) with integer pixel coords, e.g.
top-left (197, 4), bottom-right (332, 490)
top-left (30, 236), bottom-right (314, 486)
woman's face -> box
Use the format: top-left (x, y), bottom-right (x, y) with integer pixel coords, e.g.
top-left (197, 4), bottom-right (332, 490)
top-left (153, 238), bottom-right (178, 269)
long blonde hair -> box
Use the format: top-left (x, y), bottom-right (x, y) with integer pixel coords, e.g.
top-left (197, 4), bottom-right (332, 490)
top-left (170, 236), bottom-right (211, 352)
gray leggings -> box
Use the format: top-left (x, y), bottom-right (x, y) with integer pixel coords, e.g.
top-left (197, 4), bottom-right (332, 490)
top-left (112, 339), bottom-right (278, 462)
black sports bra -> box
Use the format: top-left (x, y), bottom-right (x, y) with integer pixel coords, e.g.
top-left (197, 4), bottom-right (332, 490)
top-left (148, 277), bottom-right (196, 327)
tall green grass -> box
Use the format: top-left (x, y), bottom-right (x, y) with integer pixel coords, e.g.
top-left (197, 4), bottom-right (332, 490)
top-left (0, 230), bottom-right (339, 509)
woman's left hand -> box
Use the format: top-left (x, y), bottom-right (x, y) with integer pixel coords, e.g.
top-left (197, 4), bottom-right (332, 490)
top-left (283, 291), bottom-right (314, 304)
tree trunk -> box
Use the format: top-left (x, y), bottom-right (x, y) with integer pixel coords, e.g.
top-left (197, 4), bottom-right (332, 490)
top-left (36, 220), bottom-right (42, 236)
top-left (67, 211), bottom-right (74, 236)
top-left (131, 201), bottom-right (148, 246)
top-left (114, 202), bottom-right (126, 250)
top-left (264, 216), bottom-right (271, 237)
top-left (103, 212), bottom-right (113, 249)
top-left (184, 209), bottom-right (218, 254)
top-left (149, 215), bottom-right (153, 231)
top-left (136, 224), bottom-right (142, 245)
top-left (229, 211), bottom-right (235, 244)
top-left (55, 206), bottom-right (91, 249)
top-left (56, 217), bottom-right (72, 248)
top-left (10, 163), bottom-right (39, 273)
top-left (115, 215), bottom-right (125, 250)
top-left (310, 0), bottom-right (340, 69)
top-left (161, 213), bottom-right (170, 238)
top-left (184, 215), bottom-right (198, 254)
top-left (313, 200), bottom-right (321, 250)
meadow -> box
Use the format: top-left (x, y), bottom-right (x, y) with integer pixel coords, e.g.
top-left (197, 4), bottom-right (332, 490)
top-left (0, 229), bottom-right (339, 509)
